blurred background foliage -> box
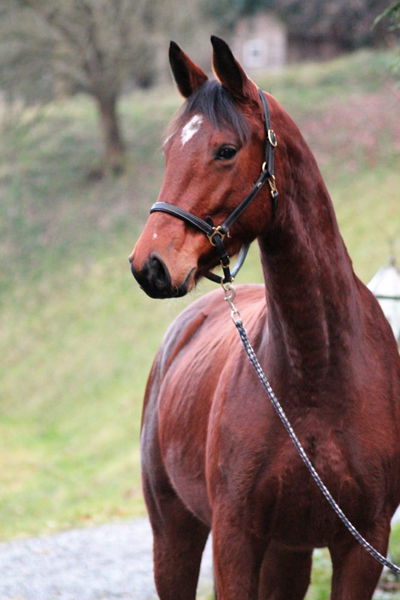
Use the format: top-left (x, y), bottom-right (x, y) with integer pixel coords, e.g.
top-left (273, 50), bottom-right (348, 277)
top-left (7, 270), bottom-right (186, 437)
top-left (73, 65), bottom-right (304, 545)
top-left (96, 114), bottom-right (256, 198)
top-left (0, 0), bottom-right (398, 173)
top-left (206, 0), bottom-right (392, 48)
top-left (0, 0), bottom-right (400, 597)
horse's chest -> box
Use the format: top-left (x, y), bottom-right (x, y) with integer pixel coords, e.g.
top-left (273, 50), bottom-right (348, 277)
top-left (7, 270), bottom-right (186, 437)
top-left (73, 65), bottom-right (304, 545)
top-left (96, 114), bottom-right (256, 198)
top-left (262, 433), bottom-right (361, 545)
top-left (213, 409), bottom-right (369, 547)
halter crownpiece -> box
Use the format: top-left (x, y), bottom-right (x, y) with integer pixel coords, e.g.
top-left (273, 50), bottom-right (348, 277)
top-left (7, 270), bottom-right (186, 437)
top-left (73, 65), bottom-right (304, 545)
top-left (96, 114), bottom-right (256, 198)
top-left (150, 88), bottom-right (278, 285)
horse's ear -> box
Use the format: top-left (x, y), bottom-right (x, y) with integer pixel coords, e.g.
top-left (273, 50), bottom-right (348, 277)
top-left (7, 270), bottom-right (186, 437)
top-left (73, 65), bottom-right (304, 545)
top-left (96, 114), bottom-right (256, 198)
top-left (211, 36), bottom-right (257, 101)
top-left (169, 41), bottom-right (208, 98)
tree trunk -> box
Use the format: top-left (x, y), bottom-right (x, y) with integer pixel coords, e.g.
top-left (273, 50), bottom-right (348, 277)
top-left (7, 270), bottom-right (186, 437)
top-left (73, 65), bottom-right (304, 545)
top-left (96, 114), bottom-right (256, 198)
top-left (96, 94), bottom-right (125, 175)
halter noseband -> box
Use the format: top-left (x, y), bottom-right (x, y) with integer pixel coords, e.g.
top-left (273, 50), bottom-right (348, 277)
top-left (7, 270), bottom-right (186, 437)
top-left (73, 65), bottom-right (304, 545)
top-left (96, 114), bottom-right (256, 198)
top-left (150, 88), bottom-right (278, 285)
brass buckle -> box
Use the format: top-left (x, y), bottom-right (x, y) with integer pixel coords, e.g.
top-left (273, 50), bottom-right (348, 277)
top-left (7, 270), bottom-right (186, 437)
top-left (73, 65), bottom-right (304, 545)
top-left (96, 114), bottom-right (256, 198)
top-left (268, 129), bottom-right (278, 147)
top-left (268, 175), bottom-right (278, 197)
top-left (207, 226), bottom-right (225, 247)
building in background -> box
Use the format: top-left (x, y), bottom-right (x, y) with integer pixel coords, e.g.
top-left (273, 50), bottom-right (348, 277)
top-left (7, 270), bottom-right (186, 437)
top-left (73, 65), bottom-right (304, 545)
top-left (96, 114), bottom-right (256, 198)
top-left (231, 12), bottom-right (287, 74)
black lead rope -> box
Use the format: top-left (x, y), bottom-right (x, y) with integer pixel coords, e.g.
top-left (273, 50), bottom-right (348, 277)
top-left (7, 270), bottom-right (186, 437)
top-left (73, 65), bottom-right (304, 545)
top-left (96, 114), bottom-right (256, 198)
top-left (223, 286), bottom-right (400, 576)
top-left (150, 88), bottom-right (278, 285)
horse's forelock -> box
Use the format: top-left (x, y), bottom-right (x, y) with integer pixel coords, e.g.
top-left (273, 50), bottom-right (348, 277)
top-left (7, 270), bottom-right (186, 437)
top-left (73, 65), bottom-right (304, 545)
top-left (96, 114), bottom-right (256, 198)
top-left (167, 80), bottom-right (251, 144)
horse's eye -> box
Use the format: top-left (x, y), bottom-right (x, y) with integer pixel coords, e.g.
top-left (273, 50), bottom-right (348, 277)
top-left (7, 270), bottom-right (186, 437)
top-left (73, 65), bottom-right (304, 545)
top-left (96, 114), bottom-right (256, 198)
top-left (215, 146), bottom-right (238, 160)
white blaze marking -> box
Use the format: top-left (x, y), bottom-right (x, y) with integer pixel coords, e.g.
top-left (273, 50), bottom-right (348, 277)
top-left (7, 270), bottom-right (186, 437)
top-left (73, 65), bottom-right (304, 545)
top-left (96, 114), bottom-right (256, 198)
top-left (181, 115), bottom-right (203, 147)
top-left (152, 232), bottom-right (158, 240)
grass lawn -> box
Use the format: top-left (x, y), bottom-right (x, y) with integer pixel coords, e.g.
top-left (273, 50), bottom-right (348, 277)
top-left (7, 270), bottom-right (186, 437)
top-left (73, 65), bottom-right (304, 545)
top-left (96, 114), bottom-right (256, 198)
top-left (1, 48), bottom-right (400, 596)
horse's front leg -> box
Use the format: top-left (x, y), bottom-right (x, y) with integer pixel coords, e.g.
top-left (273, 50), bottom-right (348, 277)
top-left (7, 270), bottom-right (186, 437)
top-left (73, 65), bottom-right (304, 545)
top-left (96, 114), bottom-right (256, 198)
top-left (144, 475), bottom-right (210, 600)
top-left (329, 517), bottom-right (391, 600)
top-left (212, 504), bottom-right (267, 600)
top-left (257, 541), bottom-right (313, 599)
top-left (142, 411), bottom-right (210, 600)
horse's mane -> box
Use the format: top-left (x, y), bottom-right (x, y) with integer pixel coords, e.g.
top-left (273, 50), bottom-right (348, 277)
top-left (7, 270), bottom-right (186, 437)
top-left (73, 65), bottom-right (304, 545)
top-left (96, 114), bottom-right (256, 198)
top-left (167, 80), bottom-right (250, 144)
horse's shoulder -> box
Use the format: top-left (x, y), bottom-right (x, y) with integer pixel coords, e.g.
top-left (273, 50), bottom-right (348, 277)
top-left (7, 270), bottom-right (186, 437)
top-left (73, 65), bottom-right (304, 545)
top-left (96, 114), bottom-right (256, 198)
top-left (158, 284), bottom-right (265, 374)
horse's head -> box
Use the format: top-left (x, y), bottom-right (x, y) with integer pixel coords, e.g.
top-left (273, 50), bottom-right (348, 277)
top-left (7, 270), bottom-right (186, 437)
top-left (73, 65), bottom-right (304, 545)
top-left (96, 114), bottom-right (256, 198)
top-left (130, 37), bottom-right (280, 298)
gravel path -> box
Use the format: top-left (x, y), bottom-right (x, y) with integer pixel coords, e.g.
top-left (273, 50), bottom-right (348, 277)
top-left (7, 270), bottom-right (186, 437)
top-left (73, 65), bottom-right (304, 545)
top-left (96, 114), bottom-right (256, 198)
top-left (0, 519), bottom-right (213, 600)
top-left (1, 509), bottom-right (400, 600)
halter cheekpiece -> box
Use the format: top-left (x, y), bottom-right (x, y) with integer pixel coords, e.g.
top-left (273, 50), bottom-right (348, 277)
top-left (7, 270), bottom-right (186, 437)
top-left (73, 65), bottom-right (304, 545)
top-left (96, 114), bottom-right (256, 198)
top-left (150, 88), bottom-right (278, 284)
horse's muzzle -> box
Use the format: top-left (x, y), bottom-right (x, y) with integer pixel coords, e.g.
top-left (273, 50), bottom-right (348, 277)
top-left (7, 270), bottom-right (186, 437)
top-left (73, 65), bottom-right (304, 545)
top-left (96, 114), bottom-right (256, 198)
top-left (130, 254), bottom-right (190, 299)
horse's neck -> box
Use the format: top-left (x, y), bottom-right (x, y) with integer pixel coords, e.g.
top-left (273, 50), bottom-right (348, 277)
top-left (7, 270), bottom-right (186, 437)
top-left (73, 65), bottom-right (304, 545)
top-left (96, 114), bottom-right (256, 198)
top-left (259, 142), bottom-right (362, 390)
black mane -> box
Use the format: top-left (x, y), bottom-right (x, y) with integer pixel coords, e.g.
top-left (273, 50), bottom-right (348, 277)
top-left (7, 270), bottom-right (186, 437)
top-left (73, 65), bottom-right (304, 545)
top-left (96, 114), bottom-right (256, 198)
top-left (169, 80), bottom-right (250, 143)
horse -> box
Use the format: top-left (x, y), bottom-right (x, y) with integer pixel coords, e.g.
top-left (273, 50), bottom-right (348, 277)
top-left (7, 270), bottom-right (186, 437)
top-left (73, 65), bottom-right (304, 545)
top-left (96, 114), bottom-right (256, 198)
top-left (129, 37), bottom-right (400, 599)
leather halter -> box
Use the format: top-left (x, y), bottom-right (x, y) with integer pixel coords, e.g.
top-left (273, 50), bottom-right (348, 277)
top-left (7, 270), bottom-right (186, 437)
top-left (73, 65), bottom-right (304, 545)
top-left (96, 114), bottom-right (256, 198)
top-left (150, 88), bottom-right (278, 284)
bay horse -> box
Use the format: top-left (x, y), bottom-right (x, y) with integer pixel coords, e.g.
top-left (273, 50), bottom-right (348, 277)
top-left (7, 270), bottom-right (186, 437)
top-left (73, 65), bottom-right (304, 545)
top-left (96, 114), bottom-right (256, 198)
top-left (129, 37), bottom-right (400, 599)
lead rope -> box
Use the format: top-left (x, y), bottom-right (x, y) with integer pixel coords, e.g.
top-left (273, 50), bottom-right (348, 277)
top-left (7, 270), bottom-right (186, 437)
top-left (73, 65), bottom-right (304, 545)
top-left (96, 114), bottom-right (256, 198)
top-left (223, 283), bottom-right (400, 575)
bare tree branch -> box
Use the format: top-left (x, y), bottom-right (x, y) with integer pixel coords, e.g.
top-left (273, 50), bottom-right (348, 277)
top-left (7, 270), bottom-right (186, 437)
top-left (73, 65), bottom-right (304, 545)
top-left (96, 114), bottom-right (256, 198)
top-left (0, 0), bottom-right (208, 173)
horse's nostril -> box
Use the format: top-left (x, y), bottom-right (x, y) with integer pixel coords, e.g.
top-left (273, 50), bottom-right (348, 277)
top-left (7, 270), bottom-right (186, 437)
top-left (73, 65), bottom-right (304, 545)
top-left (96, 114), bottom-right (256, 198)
top-left (147, 255), bottom-right (171, 290)
top-left (131, 254), bottom-right (172, 297)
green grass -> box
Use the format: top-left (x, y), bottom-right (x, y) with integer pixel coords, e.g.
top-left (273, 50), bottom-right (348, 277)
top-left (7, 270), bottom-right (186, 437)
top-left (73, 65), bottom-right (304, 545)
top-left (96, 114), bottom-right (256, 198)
top-left (260, 50), bottom-right (397, 104)
top-left (0, 48), bottom-right (400, 600)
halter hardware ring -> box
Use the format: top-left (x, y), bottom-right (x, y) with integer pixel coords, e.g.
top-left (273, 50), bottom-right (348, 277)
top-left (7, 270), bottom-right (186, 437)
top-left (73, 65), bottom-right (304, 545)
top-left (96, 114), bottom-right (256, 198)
top-left (222, 283), bottom-right (242, 324)
top-left (268, 175), bottom-right (278, 197)
top-left (219, 256), bottom-right (231, 269)
top-left (208, 226), bottom-right (226, 247)
top-left (222, 280), bottom-right (234, 296)
top-left (268, 129), bottom-right (278, 147)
